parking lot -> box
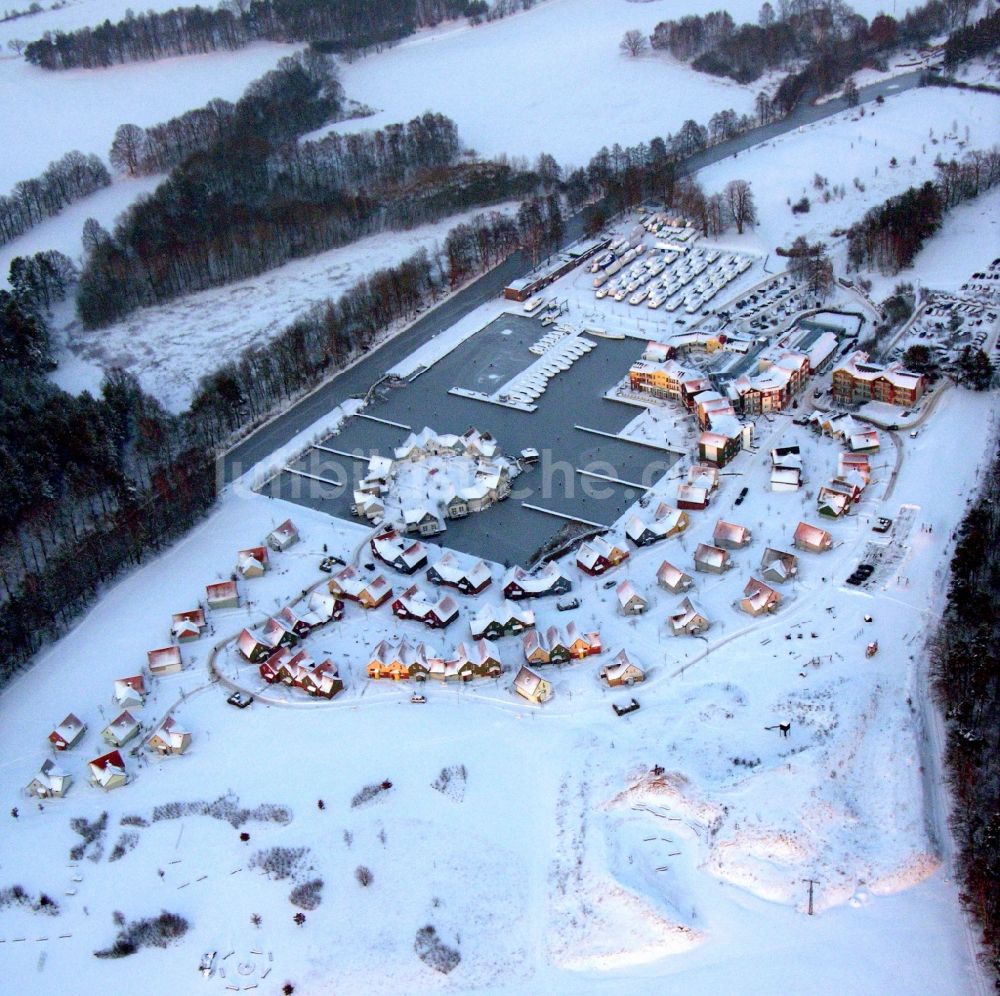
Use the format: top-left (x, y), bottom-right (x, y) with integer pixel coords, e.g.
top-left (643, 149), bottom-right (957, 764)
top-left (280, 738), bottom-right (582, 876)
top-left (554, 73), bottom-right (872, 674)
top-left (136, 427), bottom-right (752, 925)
top-left (263, 322), bottom-right (680, 565)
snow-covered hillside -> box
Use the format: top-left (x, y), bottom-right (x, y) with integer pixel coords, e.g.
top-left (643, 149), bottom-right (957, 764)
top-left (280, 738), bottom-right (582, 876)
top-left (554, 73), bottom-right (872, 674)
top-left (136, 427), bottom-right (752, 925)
top-left (697, 87), bottom-right (1000, 287)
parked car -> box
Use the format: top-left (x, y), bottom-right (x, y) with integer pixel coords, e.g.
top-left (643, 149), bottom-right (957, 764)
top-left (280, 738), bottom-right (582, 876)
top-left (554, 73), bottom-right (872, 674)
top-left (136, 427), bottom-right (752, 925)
top-left (735, 487), bottom-right (749, 506)
top-left (556, 597), bottom-right (581, 611)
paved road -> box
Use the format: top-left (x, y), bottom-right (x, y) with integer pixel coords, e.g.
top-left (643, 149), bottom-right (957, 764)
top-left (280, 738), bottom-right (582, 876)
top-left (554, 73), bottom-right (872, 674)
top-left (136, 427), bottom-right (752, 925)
top-left (222, 70), bottom-right (926, 483)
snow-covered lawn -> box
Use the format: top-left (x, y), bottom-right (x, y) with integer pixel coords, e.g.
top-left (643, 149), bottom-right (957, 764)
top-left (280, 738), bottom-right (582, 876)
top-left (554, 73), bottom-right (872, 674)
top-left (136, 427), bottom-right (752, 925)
top-left (51, 204), bottom-right (518, 411)
top-left (0, 42), bottom-right (296, 194)
top-left (697, 87), bottom-right (1000, 280)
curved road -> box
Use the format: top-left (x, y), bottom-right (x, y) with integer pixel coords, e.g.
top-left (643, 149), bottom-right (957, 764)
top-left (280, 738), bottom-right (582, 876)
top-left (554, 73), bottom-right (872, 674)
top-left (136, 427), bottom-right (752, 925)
top-left (222, 70), bottom-right (926, 483)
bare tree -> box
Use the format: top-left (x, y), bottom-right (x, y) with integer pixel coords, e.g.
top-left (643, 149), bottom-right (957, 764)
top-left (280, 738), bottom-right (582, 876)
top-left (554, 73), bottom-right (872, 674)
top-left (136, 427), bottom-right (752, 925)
top-left (355, 865), bottom-right (373, 887)
top-left (109, 124), bottom-right (148, 176)
top-left (620, 30), bottom-right (649, 57)
top-left (725, 179), bottom-right (756, 234)
top-left (7, 39), bottom-right (28, 56)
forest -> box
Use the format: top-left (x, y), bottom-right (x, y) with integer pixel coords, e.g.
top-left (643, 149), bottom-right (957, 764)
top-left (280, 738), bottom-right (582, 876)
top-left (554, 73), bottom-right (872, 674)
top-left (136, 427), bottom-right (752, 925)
top-left (846, 147), bottom-right (1000, 273)
top-left (77, 50), bottom-right (539, 328)
top-left (930, 448), bottom-right (1000, 984)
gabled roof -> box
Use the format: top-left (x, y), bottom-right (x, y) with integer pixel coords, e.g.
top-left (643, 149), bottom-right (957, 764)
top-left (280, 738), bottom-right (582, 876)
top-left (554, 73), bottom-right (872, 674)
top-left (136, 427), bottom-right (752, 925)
top-left (205, 579), bottom-right (238, 603)
top-left (669, 596), bottom-right (709, 627)
top-left (616, 580), bottom-right (646, 609)
top-left (429, 551), bottom-right (491, 588)
top-left (470, 599), bottom-right (535, 632)
top-left (713, 519), bottom-right (751, 545)
top-left (513, 665), bottom-right (548, 697)
top-left (602, 649), bottom-right (644, 682)
top-left (268, 518), bottom-right (298, 543)
top-left (657, 560), bottom-right (692, 588)
top-left (742, 576), bottom-right (781, 611)
top-left (51, 713), bottom-right (85, 743)
top-left (147, 646), bottom-right (181, 671)
top-left (694, 543), bottom-right (729, 568)
top-left (794, 521), bottom-right (832, 548)
top-left (89, 750), bottom-right (126, 785)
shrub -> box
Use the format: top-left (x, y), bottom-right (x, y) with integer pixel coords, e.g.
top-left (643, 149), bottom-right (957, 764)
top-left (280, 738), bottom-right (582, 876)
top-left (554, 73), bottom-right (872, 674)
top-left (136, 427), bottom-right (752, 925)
top-left (289, 879), bottom-right (324, 910)
top-left (414, 924), bottom-right (461, 974)
top-left (109, 832), bottom-right (139, 862)
top-left (355, 866), bottom-right (373, 887)
top-left (249, 846), bottom-right (309, 881)
top-left (351, 781), bottom-right (392, 808)
top-left (69, 811), bottom-right (108, 861)
top-left (94, 910), bottom-right (189, 958)
top-left (791, 196), bottom-right (811, 214)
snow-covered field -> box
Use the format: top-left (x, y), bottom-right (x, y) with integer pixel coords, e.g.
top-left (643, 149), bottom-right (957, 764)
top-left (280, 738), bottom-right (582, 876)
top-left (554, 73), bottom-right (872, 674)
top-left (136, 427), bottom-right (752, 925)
top-left (1, 371), bottom-right (993, 993)
top-left (51, 204), bottom-right (518, 411)
top-left (0, 42), bottom-right (296, 194)
top-left (318, 0), bottom-right (758, 167)
top-left (697, 87), bottom-right (1000, 286)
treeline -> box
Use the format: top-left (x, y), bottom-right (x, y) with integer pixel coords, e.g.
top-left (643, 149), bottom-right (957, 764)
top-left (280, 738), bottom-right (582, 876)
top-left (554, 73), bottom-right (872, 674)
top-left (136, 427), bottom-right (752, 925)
top-left (943, 9), bottom-right (1000, 70)
top-left (24, 0), bottom-right (477, 70)
top-left (930, 448), bottom-right (1000, 985)
top-left (847, 147), bottom-right (1000, 273)
top-left (649, 0), bottom-right (958, 91)
top-left (108, 47), bottom-right (343, 181)
top-left (0, 150), bottom-right (109, 248)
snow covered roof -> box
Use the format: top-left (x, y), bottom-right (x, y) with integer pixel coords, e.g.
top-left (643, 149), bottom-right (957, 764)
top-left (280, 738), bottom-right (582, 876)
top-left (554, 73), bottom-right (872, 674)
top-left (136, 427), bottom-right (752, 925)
top-left (147, 646), bottom-right (181, 672)
top-left (470, 599), bottom-right (535, 633)
top-left (513, 665), bottom-right (548, 698)
top-left (602, 649), bottom-right (644, 682)
top-left (835, 351), bottom-right (924, 389)
top-left (51, 713), bottom-right (85, 744)
top-left (503, 562), bottom-right (568, 594)
top-left (89, 750), bottom-right (126, 786)
top-left (677, 484), bottom-right (709, 506)
top-left (742, 576), bottom-right (782, 612)
top-left (429, 552), bottom-right (491, 588)
top-left (713, 520), bottom-right (751, 546)
top-left (268, 518), bottom-right (298, 543)
top-left (657, 560), bottom-right (692, 588)
top-left (205, 580), bottom-right (238, 601)
top-left (669, 596), bottom-right (709, 627)
top-left (793, 521), bottom-right (832, 549)
top-left (694, 543), bottom-right (730, 568)
top-left (770, 467), bottom-right (801, 487)
top-left (615, 579), bottom-right (646, 609)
